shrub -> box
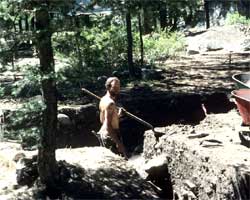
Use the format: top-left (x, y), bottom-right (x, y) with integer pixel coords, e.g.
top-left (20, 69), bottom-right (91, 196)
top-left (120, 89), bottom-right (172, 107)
top-left (225, 12), bottom-right (250, 25)
top-left (142, 30), bottom-right (186, 64)
top-left (4, 97), bottom-right (44, 149)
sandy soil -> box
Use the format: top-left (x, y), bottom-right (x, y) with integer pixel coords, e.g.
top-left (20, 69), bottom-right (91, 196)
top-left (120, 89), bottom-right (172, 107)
top-left (142, 109), bottom-right (250, 199)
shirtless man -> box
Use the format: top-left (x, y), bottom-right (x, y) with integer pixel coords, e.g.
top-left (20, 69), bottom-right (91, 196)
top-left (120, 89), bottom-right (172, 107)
top-left (98, 77), bottom-right (128, 159)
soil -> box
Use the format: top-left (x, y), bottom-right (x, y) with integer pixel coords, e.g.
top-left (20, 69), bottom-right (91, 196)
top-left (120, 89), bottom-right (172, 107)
top-left (155, 50), bottom-right (250, 94)
top-left (141, 109), bottom-right (250, 199)
top-left (0, 30), bottom-right (250, 198)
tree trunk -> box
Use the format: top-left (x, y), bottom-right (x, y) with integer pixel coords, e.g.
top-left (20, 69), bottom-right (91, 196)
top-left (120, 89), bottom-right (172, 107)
top-left (138, 11), bottom-right (144, 67)
top-left (25, 14), bottom-right (29, 31)
top-left (204, 0), bottom-right (210, 29)
top-left (35, 7), bottom-right (58, 189)
top-left (126, 10), bottom-right (135, 77)
top-left (31, 17), bottom-right (35, 30)
top-left (185, 6), bottom-right (193, 26)
top-left (74, 17), bottom-right (83, 67)
top-left (18, 17), bottom-right (22, 33)
top-left (159, 4), bottom-right (167, 30)
top-left (142, 7), bottom-right (151, 34)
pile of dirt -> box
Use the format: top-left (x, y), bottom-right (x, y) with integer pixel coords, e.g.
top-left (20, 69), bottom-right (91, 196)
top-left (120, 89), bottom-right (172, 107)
top-left (142, 109), bottom-right (250, 199)
top-left (0, 147), bottom-right (159, 199)
top-left (186, 25), bottom-right (249, 53)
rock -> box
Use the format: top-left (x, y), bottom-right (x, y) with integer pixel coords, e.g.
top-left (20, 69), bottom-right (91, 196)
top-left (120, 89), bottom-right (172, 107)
top-left (187, 49), bottom-right (200, 55)
top-left (57, 113), bottom-right (72, 126)
top-left (241, 38), bottom-right (250, 51)
top-left (200, 140), bottom-right (223, 148)
top-left (184, 180), bottom-right (196, 191)
top-left (188, 132), bottom-right (209, 139)
top-left (141, 68), bottom-right (164, 80)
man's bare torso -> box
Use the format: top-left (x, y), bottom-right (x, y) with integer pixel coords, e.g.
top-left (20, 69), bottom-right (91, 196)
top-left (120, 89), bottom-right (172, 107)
top-left (99, 94), bottom-right (119, 137)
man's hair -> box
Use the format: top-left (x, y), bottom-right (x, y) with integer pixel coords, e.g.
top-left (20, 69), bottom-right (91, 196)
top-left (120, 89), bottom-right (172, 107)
top-left (105, 77), bottom-right (120, 89)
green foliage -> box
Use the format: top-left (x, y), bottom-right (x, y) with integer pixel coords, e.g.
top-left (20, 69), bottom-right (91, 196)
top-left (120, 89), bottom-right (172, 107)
top-left (53, 16), bottom-right (128, 92)
top-left (80, 18), bottom-right (127, 71)
top-left (11, 64), bottom-right (41, 97)
top-left (142, 30), bottom-right (186, 63)
top-left (225, 12), bottom-right (250, 25)
top-left (4, 97), bottom-right (44, 148)
top-left (0, 37), bottom-right (15, 67)
top-left (0, 1), bottom-right (16, 30)
top-left (0, 63), bottom-right (41, 98)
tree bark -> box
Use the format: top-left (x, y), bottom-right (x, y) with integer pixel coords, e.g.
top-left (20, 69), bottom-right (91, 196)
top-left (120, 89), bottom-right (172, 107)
top-left (159, 4), bottom-right (167, 30)
top-left (185, 6), bottom-right (193, 26)
top-left (25, 14), bottom-right (29, 31)
top-left (204, 0), bottom-right (210, 29)
top-left (74, 17), bottom-right (83, 67)
top-left (31, 17), bottom-right (35, 30)
top-left (138, 11), bottom-right (144, 67)
top-left (18, 17), bottom-right (22, 33)
top-left (142, 7), bottom-right (151, 34)
top-left (126, 10), bottom-right (135, 77)
top-left (35, 7), bottom-right (58, 189)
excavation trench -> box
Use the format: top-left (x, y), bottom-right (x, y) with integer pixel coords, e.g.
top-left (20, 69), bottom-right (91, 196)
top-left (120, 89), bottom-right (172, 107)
top-left (54, 90), bottom-right (238, 199)
top-left (119, 91), bottom-right (234, 153)
top-left (56, 90), bottom-right (234, 151)
top-left (4, 90), bottom-right (246, 199)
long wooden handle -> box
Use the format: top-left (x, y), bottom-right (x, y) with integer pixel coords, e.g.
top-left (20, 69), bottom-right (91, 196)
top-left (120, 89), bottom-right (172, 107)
top-left (81, 88), bottom-right (101, 100)
top-left (120, 107), bottom-right (154, 130)
top-left (81, 88), bottom-right (154, 130)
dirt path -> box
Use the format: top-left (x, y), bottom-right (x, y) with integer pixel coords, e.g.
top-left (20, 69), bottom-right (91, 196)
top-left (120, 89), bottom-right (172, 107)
top-left (156, 51), bottom-right (250, 94)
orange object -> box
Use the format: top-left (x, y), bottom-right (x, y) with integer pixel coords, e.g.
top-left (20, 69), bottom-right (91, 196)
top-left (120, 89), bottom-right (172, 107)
top-left (231, 89), bottom-right (250, 125)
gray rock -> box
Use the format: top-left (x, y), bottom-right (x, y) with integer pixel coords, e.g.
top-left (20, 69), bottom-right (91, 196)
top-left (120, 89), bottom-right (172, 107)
top-left (187, 49), bottom-right (200, 55)
top-left (141, 68), bottom-right (164, 80)
top-left (241, 38), bottom-right (250, 51)
top-left (58, 113), bottom-right (72, 126)
top-left (184, 180), bottom-right (196, 191)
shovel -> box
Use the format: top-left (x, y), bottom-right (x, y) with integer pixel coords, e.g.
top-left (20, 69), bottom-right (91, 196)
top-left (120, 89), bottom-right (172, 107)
top-left (81, 88), bottom-right (165, 139)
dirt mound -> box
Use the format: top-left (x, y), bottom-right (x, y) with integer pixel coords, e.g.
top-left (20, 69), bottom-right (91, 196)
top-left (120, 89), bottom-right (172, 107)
top-left (143, 109), bottom-right (250, 199)
top-left (187, 25), bottom-right (247, 53)
top-left (0, 147), bottom-right (159, 199)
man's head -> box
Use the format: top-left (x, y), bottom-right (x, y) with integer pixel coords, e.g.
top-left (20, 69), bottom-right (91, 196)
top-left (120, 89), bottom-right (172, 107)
top-left (105, 77), bottom-right (120, 98)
